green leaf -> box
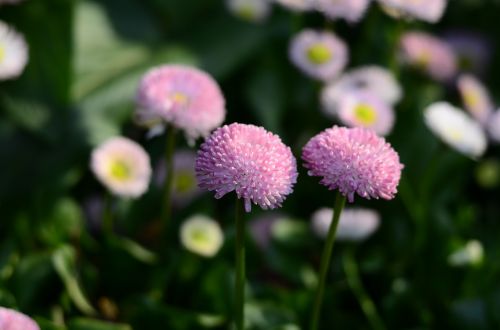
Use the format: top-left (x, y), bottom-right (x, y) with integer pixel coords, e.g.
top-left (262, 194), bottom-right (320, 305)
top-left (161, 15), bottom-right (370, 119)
top-left (52, 245), bottom-right (96, 316)
top-left (38, 198), bottom-right (84, 247)
top-left (67, 318), bottom-right (132, 330)
top-left (112, 237), bottom-right (157, 265)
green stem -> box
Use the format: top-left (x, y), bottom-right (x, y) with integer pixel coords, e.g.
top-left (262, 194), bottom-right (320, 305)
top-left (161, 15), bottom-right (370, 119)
top-left (343, 247), bottom-right (386, 330)
top-left (234, 197), bottom-right (246, 330)
top-left (161, 126), bottom-right (176, 232)
top-left (310, 192), bottom-right (346, 330)
top-left (102, 193), bottom-right (114, 236)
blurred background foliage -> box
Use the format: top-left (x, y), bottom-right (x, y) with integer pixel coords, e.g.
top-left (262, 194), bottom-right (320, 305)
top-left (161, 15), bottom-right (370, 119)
top-left (0, 0), bottom-right (500, 329)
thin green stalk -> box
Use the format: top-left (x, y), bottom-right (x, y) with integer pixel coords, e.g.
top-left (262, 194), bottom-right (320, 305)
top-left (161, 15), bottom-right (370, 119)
top-left (234, 197), bottom-right (246, 330)
top-left (102, 193), bottom-right (114, 236)
top-left (310, 192), bottom-right (346, 330)
top-left (343, 247), bottom-right (386, 330)
top-left (161, 126), bottom-right (176, 232)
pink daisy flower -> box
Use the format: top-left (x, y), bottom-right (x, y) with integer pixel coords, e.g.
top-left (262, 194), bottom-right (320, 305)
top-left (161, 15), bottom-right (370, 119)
top-left (335, 90), bottom-right (395, 136)
top-left (457, 74), bottom-right (494, 125)
top-left (289, 29), bottom-right (349, 81)
top-left (302, 126), bottom-right (403, 202)
top-left (0, 307), bottom-right (39, 330)
top-left (400, 31), bottom-right (457, 82)
top-left (377, 0), bottom-right (447, 23)
top-left (487, 110), bottom-right (500, 143)
top-left (195, 123), bottom-right (298, 212)
top-left (136, 65), bottom-right (226, 144)
top-left (316, 0), bottom-right (371, 23)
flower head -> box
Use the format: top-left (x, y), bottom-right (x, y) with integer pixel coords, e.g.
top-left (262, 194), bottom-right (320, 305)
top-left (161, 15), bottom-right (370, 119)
top-left (302, 126), bottom-right (403, 202)
top-left (155, 150), bottom-right (203, 206)
top-left (289, 29), bottom-right (348, 81)
top-left (91, 137), bottom-right (152, 198)
top-left (136, 65), bottom-right (226, 144)
top-left (400, 31), bottom-right (457, 81)
top-left (377, 0), bottom-right (447, 23)
top-left (334, 91), bottom-right (395, 136)
top-left (0, 21), bottom-right (28, 80)
top-left (448, 240), bottom-right (484, 267)
top-left (457, 74), bottom-right (494, 124)
top-left (0, 307), bottom-right (39, 330)
top-left (316, 0), bottom-right (371, 23)
top-left (487, 110), bottom-right (500, 143)
top-left (311, 207), bottom-right (380, 241)
top-left (226, 0), bottom-right (271, 23)
top-left (180, 215), bottom-right (224, 257)
top-left (274, 0), bottom-right (314, 11)
top-left (424, 102), bottom-right (487, 158)
top-left (196, 123), bottom-right (298, 212)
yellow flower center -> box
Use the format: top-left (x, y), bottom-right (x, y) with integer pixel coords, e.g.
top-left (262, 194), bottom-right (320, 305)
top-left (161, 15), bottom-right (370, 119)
top-left (306, 43), bottom-right (332, 65)
top-left (109, 160), bottom-right (131, 181)
top-left (447, 128), bottom-right (463, 141)
top-left (236, 5), bottom-right (256, 21)
top-left (0, 45), bottom-right (5, 63)
top-left (354, 103), bottom-right (377, 125)
top-left (464, 90), bottom-right (480, 109)
top-left (416, 51), bottom-right (431, 69)
top-left (175, 170), bottom-right (196, 193)
top-left (191, 228), bottom-right (210, 244)
top-left (171, 92), bottom-right (189, 107)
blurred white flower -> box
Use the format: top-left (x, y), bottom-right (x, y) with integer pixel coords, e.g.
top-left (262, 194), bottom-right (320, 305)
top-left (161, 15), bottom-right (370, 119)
top-left (457, 74), bottom-right (494, 125)
top-left (377, 0), bottom-right (447, 23)
top-left (274, 0), bottom-right (315, 11)
top-left (311, 207), bottom-right (380, 242)
top-left (0, 20), bottom-right (28, 80)
top-left (227, 0), bottom-right (272, 23)
top-left (448, 240), bottom-right (484, 267)
top-left (424, 102), bottom-right (487, 159)
top-left (316, 0), bottom-right (371, 23)
top-left (180, 215), bottom-right (224, 257)
top-left (91, 137), bottom-right (152, 198)
top-left (322, 66), bottom-right (402, 116)
top-left (487, 110), bottom-right (500, 143)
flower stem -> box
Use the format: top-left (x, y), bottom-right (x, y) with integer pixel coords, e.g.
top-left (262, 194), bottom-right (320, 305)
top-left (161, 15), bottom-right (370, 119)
top-left (310, 191), bottom-right (346, 330)
top-left (161, 125), bottom-right (176, 232)
top-left (234, 197), bottom-right (246, 330)
top-left (343, 247), bottom-right (386, 330)
top-left (102, 193), bottom-right (114, 236)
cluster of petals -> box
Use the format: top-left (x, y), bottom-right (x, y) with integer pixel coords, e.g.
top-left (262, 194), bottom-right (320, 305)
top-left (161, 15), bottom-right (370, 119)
top-left (91, 137), bottom-right (152, 198)
top-left (226, 0), bottom-right (272, 23)
top-left (0, 307), bottom-right (39, 330)
top-left (400, 31), bottom-right (457, 82)
top-left (311, 207), bottom-right (380, 242)
top-left (0, 20), bottom-right (28, 80)
top-left (377, 0), bottom-right (447, 23)
top-left (424, 102), bottom-right (487, 159)
top-left (136, 65), bottom-right (226, 144)
top-left (195, 123), bottom-right (298, 212)
top-left (457, 74), bottom-right (494, 125)
top-left (289, 29), bottom-right (348, 81)
top-left (316, 0), bottom-right (371, 23)
top-left (302, 126), bottom-right (403, 202)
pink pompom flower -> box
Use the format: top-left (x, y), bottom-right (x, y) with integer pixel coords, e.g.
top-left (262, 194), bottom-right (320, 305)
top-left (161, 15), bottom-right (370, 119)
top-left (457, 74), bottom-right (494, 125)
top-left (0, 307), bottom-right (39, 330)
top-left (302, 126), bottom-right (403, 202)
top-left (136, 65), bottom-right (226, 144)
top-left (289, 29), bottom-right (349, 81)
top-left (195, 123), bottom-right (298, 212)
top-left (316, 0), bottom-right (371, 23)
top-left (400, 31), bottom-right (457, 82)
top-left (377, 0), bottom-right (447, 23)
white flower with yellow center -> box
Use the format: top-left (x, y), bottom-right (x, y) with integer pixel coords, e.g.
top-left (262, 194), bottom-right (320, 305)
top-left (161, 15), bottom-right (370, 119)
top-left (457, 74), bottom-right (494, 125)
top-left (227, 0), bottom-right (271, 23)
top-left (274, 0), bottom-right (315, 11)
top-left (448, 240), bottom-right (484, 267)
top-left (0, 20), bottom-right (28, 80)
top-left (180, 215), bottom-right (224, 257)
top-left (424, 102), bottom-right (487, 159)
top-left (91, 137), bottom-right (152, 198)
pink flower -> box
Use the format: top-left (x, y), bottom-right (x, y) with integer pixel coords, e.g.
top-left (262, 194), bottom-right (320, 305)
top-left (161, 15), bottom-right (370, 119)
top-left (136, 65), bottom-right (226, 143)
top-left (487, 110), bottom-right (500, 143)
top-left (289, 29), bottom-right (349, 81)
top-left (0, 307), bottom-right (39, 330)
top-left (195, 123), bottom-right (298, 212)
top-left (377, 0), bottom-right (447, 23)
top-left (302, 126), bottom-right (403, 202)
top-left (316, 0), bottom-right (371, 23)
top-left (400, 31), bottom-right (457, 82)
top-left (336, 90), bottom-right (395, 136)
top-left (457, 74), bottom-right (494, 125)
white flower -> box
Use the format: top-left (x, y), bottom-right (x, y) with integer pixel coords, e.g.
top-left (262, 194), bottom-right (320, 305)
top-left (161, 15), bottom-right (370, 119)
top-left (321, 66), bottom-right (402, 116)
top-left (424, 102), bottom-right (487, 159)
top-left (274, 0), bottom-right (315, 11)
top-left (457, 74), bottom-right (494, 125)
top-left (91, 137), bottom-right (152, 198)
top-left (448, 240), bottom-right (484, 267)
top-left (311, 207), bottom-right (380, 242)
top-left (316, 0), bottom-right (371, 23)
top-left (226, 0), bottom-right (272, 23)
top-left (180, 215), bottom-right (224, 257)
top-left (0, 20), bottom-right (28, 80)
top-left (377, 0), bottom-right (447, 23)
